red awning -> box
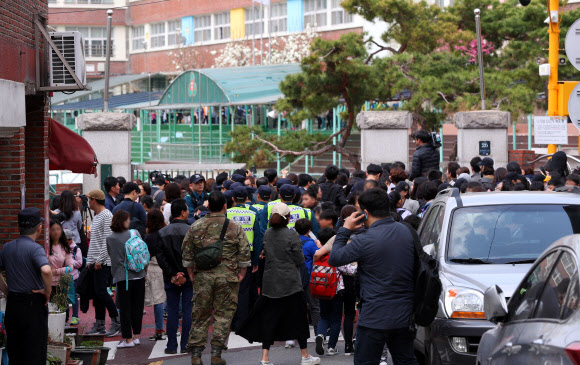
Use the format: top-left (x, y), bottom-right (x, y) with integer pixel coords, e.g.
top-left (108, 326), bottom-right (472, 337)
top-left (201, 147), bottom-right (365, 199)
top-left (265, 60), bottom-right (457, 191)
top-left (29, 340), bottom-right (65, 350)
top-left (49, 118), bottom-right (98, 175)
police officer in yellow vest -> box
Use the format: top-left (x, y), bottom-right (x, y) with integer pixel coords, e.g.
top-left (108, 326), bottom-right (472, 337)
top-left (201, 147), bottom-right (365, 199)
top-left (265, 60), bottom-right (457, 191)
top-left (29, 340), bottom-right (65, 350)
top-left (269, 184), bottom-right (320, 235)
top-left (251, 185), bottom-right (271, 213)
top-left (228, 186), bottom-right (262, 331)
top-left (265, 177), bottom-right (292, 218)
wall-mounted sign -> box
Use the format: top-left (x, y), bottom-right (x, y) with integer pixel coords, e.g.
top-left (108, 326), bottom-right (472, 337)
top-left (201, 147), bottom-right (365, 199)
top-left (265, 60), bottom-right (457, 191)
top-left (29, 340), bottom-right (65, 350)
top-left (479, 141), bottom-right (490, 156)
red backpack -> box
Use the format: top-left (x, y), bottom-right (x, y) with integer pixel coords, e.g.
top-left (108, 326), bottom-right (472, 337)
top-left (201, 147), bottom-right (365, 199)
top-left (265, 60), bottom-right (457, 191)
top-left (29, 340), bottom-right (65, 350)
top-left (310, 254), bottom-right (338, 300)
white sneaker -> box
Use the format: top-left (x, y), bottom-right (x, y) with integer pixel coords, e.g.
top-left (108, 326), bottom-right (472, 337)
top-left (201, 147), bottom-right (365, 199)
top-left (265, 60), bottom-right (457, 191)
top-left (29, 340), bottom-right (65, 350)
top-left (260, 361), bottom-right (274, 365)
top-left (380, 357), bottom-right (388, 365)
top-left (300, 355), bottom-right (321, 364)
top-left (117, 340), bottom-right (135, 348)
top-left (133, 339), bottom-right (140, 345)
top-left (285, 340), bottom-right (296, 349)
top-left (327, 348), bottom-right (339, 356)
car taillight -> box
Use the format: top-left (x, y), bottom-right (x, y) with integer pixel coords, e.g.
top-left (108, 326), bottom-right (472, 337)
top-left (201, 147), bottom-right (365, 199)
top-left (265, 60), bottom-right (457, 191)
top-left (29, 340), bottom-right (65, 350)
top-left (565, 342), bottom-right (580, 365)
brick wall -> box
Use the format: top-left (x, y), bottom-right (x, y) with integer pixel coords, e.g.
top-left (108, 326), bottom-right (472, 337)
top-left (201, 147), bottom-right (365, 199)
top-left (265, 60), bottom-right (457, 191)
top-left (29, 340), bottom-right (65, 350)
top-left (508, 150), bottom-right (537, 170)
top-left (55, 183), bottom-right (82, 195)
top-left (48, 7), bottom-right (127, 26)
top-left (0, 0), bottom-right (50, 246)
top-left (0, 131), bottom-right (26, 242)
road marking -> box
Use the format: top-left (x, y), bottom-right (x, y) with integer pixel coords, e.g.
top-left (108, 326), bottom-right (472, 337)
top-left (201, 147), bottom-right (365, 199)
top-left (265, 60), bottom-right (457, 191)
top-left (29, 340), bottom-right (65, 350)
top-left (104, 341), bottom-right (118, 360)
top-left (149, 334), bottom-right (185, 359)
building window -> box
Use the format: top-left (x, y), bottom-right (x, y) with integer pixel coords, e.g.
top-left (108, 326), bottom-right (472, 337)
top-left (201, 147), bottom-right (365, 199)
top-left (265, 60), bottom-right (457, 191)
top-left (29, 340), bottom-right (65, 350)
top-left (168, 20), bottom-right (182, 46)
top-left (331, 0), bottom-right (353, 25)
top-left (65, 26), bottom-right (113, 57)
top-left (304, 0), bottom-right (327, 27)
top-left (215, 12), bottom-right (230, 40)
top-left (194, 15), bottom-right (212, 43)
top-left (64, 0), bottom-right (114, 4)
top-left (271, 2), bottom-right (287, 33)
top-left (245, 7), bottom-right (265, 36)
top-left (150, 22), bottom-right (166, 48)
top-left (132, 25), bottom-right (145, 50)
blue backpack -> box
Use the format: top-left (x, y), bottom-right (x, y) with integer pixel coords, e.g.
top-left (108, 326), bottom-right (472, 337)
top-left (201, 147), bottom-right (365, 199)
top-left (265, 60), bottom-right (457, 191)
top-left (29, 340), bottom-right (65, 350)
top-left (124, 229), bottom-right (150, 289)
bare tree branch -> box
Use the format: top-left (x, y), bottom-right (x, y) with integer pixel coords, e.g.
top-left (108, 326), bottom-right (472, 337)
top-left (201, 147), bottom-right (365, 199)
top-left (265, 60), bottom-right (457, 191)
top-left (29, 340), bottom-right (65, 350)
top-left (494, 97), bottom-right (509, 109)
top-left (364, 39), bottom-right (403, 64)
top-left (437, 91), bottom-right (450, 104)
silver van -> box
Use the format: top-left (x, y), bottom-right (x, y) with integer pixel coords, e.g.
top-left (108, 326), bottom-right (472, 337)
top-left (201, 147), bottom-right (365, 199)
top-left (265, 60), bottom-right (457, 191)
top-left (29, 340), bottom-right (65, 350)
top-left (414, 189), bottom-right (580, 365)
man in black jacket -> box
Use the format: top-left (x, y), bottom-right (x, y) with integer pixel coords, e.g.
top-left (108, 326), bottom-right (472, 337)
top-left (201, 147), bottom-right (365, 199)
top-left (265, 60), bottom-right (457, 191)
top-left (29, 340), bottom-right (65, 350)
top-left (320, 165), bottom-right (347, 213)
top-left (157, 198), bottom-right (192, 354)
top-left (409, 130), bottom-right (440, 181)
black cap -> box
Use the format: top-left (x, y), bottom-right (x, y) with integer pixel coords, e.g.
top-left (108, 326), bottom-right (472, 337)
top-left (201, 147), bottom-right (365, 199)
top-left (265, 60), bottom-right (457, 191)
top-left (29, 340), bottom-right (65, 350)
top-left (223, 180), bottom-right (234, 190)
top-left (231, 174), bottom-right (246, 183)
top-left (506, 161), bottom-right (521, 173)
top-left (279, 184), bottom-right (295, 200)
top-left (230, 182), bottom-right (244, 190)
top-left (367, 163), bottom-right (382, 175)
top-left (257, 185), bottom-right (271, 199)
top-left (189, 174), bottom-right (205, 184)
top-left (223, 189), bottom-right (235, 204)
top-left (246, 186), bottom-right (257, 196)
top-left (232, 186), bottom-right (247, 199)
top-left (276, 178), bottom-right (292, 189)
top-left (478, 157), bottom-right (494, 167)
top-left (18, 207), bottom-right (45, 227)
top-left (394, 181), bottom-right (410, 193)
top-left (293, 185), bottom-right (302, 198)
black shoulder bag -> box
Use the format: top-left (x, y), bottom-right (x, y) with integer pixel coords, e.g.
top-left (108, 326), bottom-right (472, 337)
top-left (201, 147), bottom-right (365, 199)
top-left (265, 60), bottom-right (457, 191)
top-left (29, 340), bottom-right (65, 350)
top-left (194, 218), bottom-right (230, 271)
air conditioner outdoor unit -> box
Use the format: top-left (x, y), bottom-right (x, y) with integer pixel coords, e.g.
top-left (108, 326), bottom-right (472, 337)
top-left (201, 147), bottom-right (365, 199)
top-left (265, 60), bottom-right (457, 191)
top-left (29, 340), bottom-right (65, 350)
top-left (49, 31), bottom-right (87, 87)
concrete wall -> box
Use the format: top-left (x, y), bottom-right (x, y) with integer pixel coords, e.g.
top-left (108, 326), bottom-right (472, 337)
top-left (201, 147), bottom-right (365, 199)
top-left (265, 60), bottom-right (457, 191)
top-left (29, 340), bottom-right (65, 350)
top-left (356, 111), bottom-right (412, 167)
top-left (455, 111), bottom-right (510, 169)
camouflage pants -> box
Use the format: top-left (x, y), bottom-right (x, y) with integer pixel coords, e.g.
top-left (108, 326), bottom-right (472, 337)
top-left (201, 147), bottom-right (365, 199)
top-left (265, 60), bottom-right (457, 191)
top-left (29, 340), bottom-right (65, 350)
top-left (188, 271), bottom-right (240, 348)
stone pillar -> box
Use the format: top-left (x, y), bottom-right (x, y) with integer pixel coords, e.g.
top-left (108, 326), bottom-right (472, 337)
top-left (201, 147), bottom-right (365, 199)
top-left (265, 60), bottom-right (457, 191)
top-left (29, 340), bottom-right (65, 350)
top-left (454, 111), bottom-right (510, 168)
top-left (356, 111), bottom-right (412, 168)
top-left (77, 112), bottom-right (136, 193)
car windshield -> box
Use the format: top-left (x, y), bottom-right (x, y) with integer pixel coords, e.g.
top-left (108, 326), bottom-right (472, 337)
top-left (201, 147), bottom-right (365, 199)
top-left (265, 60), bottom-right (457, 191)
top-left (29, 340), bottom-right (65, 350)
top-left (447, 204), bottom-right (580, 264)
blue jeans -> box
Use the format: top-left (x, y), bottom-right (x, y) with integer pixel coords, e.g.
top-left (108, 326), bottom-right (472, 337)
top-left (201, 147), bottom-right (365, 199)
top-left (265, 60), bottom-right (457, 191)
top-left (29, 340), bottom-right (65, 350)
top-left (165, 281), bottom-right (193, 351)
top-left (154, 303), bottom-right (164, 331)
top-left (317, 294), bottom-right (343, 349)
top-left (354, 326), bottom-right (418, 365)
top-left (72, 278), bottom-right (79, 318)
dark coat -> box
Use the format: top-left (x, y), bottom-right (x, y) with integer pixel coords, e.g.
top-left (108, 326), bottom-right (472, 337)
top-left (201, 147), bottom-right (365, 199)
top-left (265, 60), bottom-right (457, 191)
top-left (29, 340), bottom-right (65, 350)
top-left (319, 181), bottom-right (347, 212)
top-left (157, 219), bottom-right (191, 284)
top-left (410, 144), bottom-right (440, 181)
top-left (329, 218), bottom-right (415, 330)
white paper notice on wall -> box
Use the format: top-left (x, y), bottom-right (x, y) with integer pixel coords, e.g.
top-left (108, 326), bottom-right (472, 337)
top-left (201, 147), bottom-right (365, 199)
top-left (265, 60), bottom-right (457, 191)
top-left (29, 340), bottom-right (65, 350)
top-left (534, 116), bottom-right (568, 145)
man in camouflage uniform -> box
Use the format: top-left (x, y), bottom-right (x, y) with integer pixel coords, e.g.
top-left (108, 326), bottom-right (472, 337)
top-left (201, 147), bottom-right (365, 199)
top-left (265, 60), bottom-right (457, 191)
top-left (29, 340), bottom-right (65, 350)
top-left (182, 191), bottom-right (251, 365)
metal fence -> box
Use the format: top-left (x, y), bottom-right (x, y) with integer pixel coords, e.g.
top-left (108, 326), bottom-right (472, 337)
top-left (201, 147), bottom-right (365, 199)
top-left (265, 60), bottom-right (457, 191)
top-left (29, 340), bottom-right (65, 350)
top-left (149, 143), bottom-right (226, 163)
top-left (131, 163), bottom-right (247, 183)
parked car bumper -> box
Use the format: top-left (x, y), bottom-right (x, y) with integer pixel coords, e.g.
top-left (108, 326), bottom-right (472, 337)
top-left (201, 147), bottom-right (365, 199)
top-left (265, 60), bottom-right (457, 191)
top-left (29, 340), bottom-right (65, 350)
top-left (430, 317), bottom-right (495, 365)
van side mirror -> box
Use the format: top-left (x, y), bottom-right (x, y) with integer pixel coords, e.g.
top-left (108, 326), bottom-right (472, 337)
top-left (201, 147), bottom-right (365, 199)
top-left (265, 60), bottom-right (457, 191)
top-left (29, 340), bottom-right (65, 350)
top-left (423, 244), bottom-right (435, 257)
top-left (484, 285), bottom-right (508, 323)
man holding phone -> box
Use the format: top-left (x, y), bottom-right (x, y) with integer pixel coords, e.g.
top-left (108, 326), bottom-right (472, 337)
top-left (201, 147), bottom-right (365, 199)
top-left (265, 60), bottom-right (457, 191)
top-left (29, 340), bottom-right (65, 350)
top-left (329, 188), bottom-right (418, 365)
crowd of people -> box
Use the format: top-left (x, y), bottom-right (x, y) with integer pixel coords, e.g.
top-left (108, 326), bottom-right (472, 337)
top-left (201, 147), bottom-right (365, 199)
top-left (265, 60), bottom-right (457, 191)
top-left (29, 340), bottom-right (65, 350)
top-left (0, 129), bottom-right (577, 365)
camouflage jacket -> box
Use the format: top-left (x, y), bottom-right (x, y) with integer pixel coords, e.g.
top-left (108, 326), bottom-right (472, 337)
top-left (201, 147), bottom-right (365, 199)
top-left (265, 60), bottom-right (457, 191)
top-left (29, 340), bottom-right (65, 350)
top-left (182, 213), bottom-right (251, 274)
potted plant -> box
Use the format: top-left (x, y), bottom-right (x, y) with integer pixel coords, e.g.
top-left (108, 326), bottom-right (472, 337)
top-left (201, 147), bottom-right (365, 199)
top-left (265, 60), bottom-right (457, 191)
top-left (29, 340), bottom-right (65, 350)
top-left (47, 335), bottom-right (72, 365)
top-left (77, 340), bottom-right (109, 365)
top-left (47, 353), bottom-right (63, 365)
top-left (49, 275), bottom-right (73, 343)
top-left (70, 347), bottom-right (100, 365)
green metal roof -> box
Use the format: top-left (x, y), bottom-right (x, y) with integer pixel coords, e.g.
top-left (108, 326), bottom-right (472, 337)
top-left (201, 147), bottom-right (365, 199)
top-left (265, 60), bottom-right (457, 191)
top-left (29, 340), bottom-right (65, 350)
top-left (158, 64), bottom-right (301, 107)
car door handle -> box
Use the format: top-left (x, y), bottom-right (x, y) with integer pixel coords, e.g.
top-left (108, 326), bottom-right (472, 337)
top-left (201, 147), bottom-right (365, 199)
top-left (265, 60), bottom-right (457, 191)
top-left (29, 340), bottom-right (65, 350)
top-left (532, 339), bottom-right (544, 345)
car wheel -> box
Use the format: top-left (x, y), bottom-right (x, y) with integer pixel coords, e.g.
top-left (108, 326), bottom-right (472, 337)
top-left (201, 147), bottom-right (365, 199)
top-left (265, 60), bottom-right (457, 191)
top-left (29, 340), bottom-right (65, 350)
top-left (427, 342), bottom-right (442, 365)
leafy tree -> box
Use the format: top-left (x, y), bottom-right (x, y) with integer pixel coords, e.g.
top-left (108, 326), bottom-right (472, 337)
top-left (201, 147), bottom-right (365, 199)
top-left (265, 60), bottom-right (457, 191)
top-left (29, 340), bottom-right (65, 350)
top-left (228, 0), bottom-right (580, 168)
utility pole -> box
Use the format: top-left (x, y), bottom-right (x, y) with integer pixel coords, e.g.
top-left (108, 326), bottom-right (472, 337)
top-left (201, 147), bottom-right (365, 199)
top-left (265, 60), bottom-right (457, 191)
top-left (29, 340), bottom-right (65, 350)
top-left (546, 0), bottom-right (560, 155)
top-left (474, 9), bottom-right (485, 110)
top-left (103, 9), bottom-right (113, 112)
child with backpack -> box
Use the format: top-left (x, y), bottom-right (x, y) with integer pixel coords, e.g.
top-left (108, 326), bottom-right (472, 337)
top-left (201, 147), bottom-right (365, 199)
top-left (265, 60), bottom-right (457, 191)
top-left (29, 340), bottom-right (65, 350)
top-left (65, 229), bottom-right (84, 325)
top-left (312, 228), bottom-right (350, 357)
